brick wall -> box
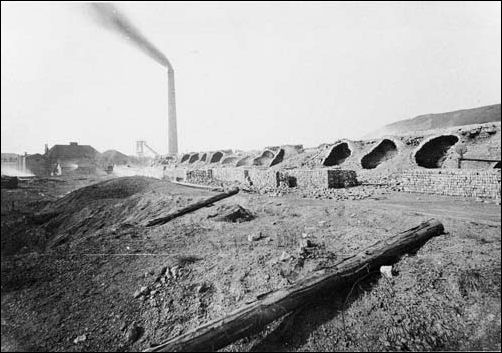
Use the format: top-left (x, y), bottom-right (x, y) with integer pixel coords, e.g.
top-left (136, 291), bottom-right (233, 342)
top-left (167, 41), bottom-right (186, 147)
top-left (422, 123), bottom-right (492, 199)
top-left (357, 170), bottom-right (401, 186)
top-left (164, 166), bottom-right (358, 190)
top-left (279, 169), bottom-right (358, 189)
top-left (186, 169), bottom-right (213, 184)
top-left (327, 169), bottom-right (358, 188)
top-left (245, 168), bottom-right (278, 189)
top-left (212, 168), bottom-right (247, 184)
top-left (398, 169), bottom-right (501, 201)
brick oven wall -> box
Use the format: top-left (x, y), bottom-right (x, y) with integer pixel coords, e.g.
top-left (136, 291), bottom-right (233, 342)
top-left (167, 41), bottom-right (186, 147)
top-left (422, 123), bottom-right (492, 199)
top-left (212, 168), bottom-right (248, 184)
top-left (327, 169), bottom-right (358, 188)
top-left (246, 168), bottom-right (279, 189)
top-left (279, 169), bottom-right (358, 189)
top-left (398, 169), bottom-right (501, 201)
top-left (186, 169), bottom-right (213, 184)
top-left (164, 167), bottom-right (358, 190)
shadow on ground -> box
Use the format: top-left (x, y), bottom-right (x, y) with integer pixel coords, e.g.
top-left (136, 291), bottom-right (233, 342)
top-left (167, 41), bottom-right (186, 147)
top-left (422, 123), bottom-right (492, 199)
top-left (250, 272), bottom-right (382, 351)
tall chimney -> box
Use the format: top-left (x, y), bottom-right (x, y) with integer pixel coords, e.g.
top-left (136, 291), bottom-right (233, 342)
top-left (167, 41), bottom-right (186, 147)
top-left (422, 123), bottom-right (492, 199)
top-left (167, 68), bottom-right (178, 155)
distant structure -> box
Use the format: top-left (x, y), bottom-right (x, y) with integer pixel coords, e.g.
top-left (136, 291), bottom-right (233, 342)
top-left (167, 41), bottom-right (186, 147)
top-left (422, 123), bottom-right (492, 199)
top-left (0, 153), bottom-right (25, 172)
top-left (2, 143), bottom-right (142, 176)
top-left (88, 4), bottom-right (179, 155)
top-left (167, 67), bottom-right (178, 155)
top-left (43, 142), bottom-right (100, 175)
top-left (136, 140), bottom-right (159, 158)
top-left (2, 142), bottom-right (100, 176)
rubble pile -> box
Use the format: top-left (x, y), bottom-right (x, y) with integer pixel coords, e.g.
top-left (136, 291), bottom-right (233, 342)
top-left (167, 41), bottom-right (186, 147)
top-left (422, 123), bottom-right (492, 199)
top-left (251, 183), bottom-right (394, 201)
top-left (207, 204), bottom-right (255, 223)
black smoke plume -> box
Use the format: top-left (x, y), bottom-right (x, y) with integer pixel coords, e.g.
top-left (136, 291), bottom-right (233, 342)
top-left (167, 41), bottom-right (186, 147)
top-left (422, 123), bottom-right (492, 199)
top-left (89, 3), bottom-right (172, 70)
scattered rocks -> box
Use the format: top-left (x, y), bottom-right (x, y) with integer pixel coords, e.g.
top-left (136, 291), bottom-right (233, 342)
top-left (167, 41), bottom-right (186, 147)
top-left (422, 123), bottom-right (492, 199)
top-left (208, 204), bottom-right (255, 223)
top-left (380, 265), bottom-right (393, 278)
top-left (155, 266), bottom-right (168, 282)
top-left (248, 232), bottom-right (263, 242)
top-left (195, 282), bottom-right (210, 293)
top-left (73, 334), bottom-right (87, 344)
top-left (299, 238), bottom-right (313, 252)
top-left (279, 251), bottom-right (292, 262)
top-left (133, 286), bottom-right (149, 298)
top-left (296, 185), bottom-right (390, 201)
top-left (170, 265), bottom-right (180, 279)
top-left (125, 323), bottom-right (143, 344)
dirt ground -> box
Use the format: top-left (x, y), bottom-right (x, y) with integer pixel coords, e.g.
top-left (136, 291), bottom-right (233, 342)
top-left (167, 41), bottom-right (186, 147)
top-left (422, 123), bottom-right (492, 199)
top-left (1, 175), bottom-right (500, 352)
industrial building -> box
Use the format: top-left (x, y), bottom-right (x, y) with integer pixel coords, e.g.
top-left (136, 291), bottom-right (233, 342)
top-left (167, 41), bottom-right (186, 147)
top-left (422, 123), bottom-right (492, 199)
top-left (1, 142), bottom-right (101, 176)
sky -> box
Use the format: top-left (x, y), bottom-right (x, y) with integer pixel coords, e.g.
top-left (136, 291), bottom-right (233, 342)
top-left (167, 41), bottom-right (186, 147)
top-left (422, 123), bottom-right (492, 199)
top-left (1, 1), bottom-right (501, 156)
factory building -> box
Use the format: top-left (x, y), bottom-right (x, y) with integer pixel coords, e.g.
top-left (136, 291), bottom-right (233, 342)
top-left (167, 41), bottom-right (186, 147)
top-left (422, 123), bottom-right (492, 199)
top-left (43, 142), bottom-right (100, 175)
top-left (1, 142), bottom-right (101, 176)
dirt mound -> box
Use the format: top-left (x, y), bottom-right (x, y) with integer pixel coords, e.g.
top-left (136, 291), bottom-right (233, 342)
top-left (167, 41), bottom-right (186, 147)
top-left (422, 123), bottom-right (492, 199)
top-left (6, 176), bottom-right (218, 252)
top-left (45, 176), bottom-right (157, 212)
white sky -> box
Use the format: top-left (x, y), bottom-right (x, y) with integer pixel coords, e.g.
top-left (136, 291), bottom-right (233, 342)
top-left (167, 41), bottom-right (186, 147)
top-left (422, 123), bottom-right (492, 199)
top-left (1, 1), bottom-right (501, 155)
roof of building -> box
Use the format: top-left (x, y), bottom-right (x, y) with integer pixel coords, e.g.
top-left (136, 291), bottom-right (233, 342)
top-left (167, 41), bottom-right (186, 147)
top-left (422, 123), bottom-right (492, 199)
top-left (26, 153), bottom-right (45, 159)
top-left (46, 144), bottom-right (100, 160)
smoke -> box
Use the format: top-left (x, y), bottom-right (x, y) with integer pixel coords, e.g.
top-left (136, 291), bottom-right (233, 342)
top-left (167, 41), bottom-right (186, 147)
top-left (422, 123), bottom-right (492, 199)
top-left (112, 165), bottom-right (163, 179)
top-left (88, 3), bottom-right (172, 70)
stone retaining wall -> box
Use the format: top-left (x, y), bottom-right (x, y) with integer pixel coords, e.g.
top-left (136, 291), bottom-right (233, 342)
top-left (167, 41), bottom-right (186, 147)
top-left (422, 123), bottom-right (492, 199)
top-left (212, 168), bottom-right (248, 184)
top-left (163, 167), bottom-right (358, 190)
top-left (246, 168), bottom-right (278, 189)
top-left (280, 169), bottom-right (358, 189)
top-left (398, 169), bottom-right (501, 201)
top-left (186, 169), bottom-right (213, 184)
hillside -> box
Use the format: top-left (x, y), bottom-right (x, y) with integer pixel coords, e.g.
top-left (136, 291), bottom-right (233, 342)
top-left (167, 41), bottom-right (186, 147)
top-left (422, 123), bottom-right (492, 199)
top-left (366, 104), bottom-right (501, 138)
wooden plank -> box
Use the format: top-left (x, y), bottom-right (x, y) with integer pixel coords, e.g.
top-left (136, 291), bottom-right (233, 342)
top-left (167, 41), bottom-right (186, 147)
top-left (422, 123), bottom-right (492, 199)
top-left (146, 187), bottom-right (240, 227)
top-left (144, 219), bottom-right (445, 352)
top-left (171, 180), bottom-right (224, 192)
top-left (460, 157), bottom-right (501, 163)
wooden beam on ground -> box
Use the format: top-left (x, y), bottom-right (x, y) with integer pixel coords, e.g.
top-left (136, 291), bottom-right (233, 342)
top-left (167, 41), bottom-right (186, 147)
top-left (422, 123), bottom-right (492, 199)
top-left (171, 180), bottom-right (224, 192)
top-left (146, 187), bottom-right (240, 227)
top-left (144, 219), bottom-right (444, 352)
top-left (460, 157), bottom-right (500, 163)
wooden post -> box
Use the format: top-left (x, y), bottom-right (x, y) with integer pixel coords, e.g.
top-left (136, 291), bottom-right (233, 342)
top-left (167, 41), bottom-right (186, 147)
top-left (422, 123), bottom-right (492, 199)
top-left (144, 219), bottom-right (444, 352)
top-left (146, 187), bottom-right (239, 227)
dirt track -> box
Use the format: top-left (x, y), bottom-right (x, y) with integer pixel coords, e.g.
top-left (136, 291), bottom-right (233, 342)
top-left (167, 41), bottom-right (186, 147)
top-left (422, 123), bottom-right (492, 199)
top-left (1, 176), bottom-right (500, 351)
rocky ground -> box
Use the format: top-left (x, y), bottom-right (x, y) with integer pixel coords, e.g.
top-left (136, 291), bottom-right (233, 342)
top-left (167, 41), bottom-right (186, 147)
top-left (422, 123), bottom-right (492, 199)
top-left (1, 175), bottom-right (500, 352)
